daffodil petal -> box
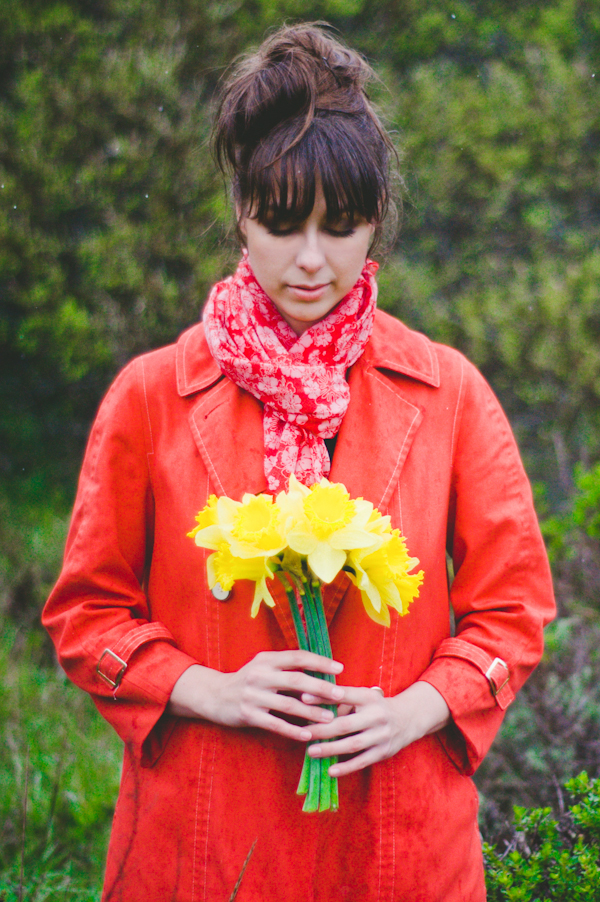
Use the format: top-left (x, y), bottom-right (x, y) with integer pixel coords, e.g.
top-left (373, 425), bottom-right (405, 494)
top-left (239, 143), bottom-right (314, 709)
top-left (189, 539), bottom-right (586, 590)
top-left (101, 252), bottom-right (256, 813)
top-left (288, 474), bottom-right (309, 493)
top-left (380, 581), bottom-right (401, 611)
top-left (287, 529), bottom-right (318, 556)
top-left (227, 536), bottom-right (287, 559)
top-left (216, 495), bottom-right (240, 525)
top-left (360, 590), bottom-right (391, 626)
top-left (193, 524), bottom-right (225, 550)
top-left (251, 578), bottom-right (276, 617)
top-left (329, 527), bottom-right (382, 550)
top-left (307, 544), bottom-right (347, 584)
top-left (352, 499), bottom-right (375, 522)
top-left (206, 552), bottom-right (218, 588)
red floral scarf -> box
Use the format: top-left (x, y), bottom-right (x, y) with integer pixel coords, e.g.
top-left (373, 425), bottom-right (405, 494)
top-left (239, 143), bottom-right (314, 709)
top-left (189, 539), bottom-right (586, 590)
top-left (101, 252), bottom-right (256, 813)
top-left (202, 255), bottom-right (378, 492)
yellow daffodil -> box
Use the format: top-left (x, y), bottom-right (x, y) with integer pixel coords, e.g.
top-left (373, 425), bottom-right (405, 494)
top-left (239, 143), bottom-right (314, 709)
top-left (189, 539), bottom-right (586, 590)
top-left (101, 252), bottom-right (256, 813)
top-left (187, 495), bottom-right (222, 547)
top-left (228, 493), bottom-right (288, 559)
top-left (206, 543), bottom-right (276, 617)
top-left (284, 477), bottom-right (383, 584)
top-left (347, 531), bottom-right (424, 626)
top-left (192, 492), bottom-right (288, 560)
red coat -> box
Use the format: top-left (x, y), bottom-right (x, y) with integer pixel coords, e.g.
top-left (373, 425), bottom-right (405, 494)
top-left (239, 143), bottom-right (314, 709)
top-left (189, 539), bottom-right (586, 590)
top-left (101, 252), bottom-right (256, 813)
top-left (43, 310), bottom-right (555, 902)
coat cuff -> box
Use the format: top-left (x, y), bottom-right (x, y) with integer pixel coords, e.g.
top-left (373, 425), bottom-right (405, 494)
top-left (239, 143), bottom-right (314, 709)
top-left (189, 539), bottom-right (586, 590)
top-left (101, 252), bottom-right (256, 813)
top-left (91, 636), bottom-right (198, 767)
top-left (420, 638), bottom-right (514, 775)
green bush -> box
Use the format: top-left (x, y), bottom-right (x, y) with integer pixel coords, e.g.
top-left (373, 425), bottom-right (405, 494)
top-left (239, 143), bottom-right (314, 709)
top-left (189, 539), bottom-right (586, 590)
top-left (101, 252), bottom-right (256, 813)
top-left (484, 773), bottom-right (600, 901)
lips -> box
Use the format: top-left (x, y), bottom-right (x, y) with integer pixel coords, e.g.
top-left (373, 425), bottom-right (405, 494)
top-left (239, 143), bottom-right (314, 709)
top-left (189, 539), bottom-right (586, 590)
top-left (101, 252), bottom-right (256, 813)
top-left (288, 283), bottom-right (330, 301)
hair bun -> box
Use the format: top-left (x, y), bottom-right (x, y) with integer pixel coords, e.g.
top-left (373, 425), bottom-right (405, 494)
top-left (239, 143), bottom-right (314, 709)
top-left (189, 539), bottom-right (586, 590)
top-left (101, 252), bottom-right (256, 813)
top-left (215, 23), bottom-right (375, 170)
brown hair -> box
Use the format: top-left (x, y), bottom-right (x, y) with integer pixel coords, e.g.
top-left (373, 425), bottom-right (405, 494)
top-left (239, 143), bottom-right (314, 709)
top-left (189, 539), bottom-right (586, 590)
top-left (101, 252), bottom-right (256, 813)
top-left (212, 23), bottom-right (396, 248)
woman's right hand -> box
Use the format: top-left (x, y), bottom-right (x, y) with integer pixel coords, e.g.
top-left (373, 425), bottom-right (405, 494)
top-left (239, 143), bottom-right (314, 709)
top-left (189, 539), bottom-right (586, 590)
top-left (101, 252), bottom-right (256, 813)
top-left (167, 651), bottom-right (345, 742)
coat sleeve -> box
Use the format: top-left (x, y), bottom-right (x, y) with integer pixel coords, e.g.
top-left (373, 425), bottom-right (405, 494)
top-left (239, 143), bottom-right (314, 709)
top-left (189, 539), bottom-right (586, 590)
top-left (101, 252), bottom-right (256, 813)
top-left (42, 359), bottom-right (198, 766)
top-left (419, 357), bottom-right (556, 775)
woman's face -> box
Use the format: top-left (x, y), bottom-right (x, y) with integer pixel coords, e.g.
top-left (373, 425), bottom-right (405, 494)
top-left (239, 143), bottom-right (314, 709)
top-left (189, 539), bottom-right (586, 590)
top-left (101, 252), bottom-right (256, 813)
top-left (239, 188), bottom-right (374, 336)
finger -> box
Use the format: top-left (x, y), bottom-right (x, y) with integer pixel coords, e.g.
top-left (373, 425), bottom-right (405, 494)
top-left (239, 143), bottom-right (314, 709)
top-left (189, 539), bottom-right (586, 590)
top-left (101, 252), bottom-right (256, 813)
top-left (308, 726), bottom-right (383, 759)
top-left (328, 746), bottom-right (385, 777)
top-left (300, 692), bottom-right (325, 705)
top-left (299, 695), bottom-right (354, 719)
top-left (304, 709), bottom-right (375, 741)
top-left (259, 649), bottom-right (343, 675)
top-left (326, 685), bottom-right (383, 707)
top-left (279, 671), bottom-right (345, 704)
top-left (265, 691), bottom-right (336, 725)
top-left (251, 710), bottom-right (314, 743)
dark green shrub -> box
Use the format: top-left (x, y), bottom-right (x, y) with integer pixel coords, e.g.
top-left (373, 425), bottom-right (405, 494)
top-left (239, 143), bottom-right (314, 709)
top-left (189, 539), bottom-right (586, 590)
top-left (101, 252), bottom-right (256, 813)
top-left (484, 773), bottom-right (600, 901)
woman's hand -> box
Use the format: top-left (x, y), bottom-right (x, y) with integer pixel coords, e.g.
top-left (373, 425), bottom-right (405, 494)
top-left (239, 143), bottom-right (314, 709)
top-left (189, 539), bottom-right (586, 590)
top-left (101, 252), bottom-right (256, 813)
top-left (167, 651), bottom-right (345, 743)
top-left (303, 681), bottom-right (451, 778)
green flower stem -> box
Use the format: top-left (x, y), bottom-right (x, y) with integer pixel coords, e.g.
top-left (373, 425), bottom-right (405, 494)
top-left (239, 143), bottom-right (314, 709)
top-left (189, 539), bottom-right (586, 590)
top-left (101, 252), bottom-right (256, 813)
top-left (330, 771), bottom-right (339, 812)
top-left (279, 571), bottom-right (339, 812)
top-left (319, 757), bottom-right (332, 811)
top-left (298, 579), bottom-right (330, 811)
top-left (297, 750), bottom-right (311, 796)
top-left (278, 574), bottom-right (309, 651)
top-left (303, 746), bottom-right (321, 812)
top-left (310, 579), bottom-right (334, 659)
top-left (301, 576), bottom-right (339, 813)
top-left (301, 577), bottom-right (323, 658)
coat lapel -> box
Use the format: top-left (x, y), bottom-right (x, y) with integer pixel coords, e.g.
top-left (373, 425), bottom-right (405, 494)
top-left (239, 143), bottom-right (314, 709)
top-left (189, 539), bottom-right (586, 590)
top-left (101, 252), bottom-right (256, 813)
top-left (330, 363), bottom-right (423, 511)
top-left (188, 380), bottom-right (267, 499)
top-left (177, 322), bottom-right (267, 499)
top-left (330, 311), bottom-right (439, 512)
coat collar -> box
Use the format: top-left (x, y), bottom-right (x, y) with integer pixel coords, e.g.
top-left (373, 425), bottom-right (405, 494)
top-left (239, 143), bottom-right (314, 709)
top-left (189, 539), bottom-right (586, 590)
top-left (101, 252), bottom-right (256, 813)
top-left (175, 310), bottom-right (440, 397)
top-left (176, 310), bottom-right (439, 504)
top-left (361, 309), bottom-right (440, 388)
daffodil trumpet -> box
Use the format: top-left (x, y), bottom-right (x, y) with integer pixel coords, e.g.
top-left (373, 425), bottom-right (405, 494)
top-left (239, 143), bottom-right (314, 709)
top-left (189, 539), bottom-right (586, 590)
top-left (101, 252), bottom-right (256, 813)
top-left (188, 475), bottom-right (424, 813)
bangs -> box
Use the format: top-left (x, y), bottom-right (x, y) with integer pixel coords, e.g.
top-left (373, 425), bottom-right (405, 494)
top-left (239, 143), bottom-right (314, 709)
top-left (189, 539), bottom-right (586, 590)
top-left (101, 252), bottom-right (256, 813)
top-left (238, 113), bottom-right (389, 228)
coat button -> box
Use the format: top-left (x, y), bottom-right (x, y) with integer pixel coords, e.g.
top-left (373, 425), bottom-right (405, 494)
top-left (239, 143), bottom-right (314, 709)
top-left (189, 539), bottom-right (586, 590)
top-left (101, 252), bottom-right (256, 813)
top-left (211, 583), bottom-right (231, 601)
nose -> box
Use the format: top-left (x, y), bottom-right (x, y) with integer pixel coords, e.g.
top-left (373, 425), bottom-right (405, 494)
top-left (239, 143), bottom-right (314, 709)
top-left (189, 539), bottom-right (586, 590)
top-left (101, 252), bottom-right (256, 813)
top-left (295, 227), bottom-right (326, 273)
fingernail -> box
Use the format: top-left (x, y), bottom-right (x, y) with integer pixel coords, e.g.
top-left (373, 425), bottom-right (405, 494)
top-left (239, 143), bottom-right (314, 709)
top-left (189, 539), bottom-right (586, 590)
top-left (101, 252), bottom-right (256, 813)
top-left (300, 730), bottom-right (311, 741)
top-left (332, 662), bottom-right (343, 673)
top-left (332, 687), bottom-right (344, 700)
top-left (321, 710), bottom-right (334, 721)
top-left (329, 766), bottom-right (340, 776)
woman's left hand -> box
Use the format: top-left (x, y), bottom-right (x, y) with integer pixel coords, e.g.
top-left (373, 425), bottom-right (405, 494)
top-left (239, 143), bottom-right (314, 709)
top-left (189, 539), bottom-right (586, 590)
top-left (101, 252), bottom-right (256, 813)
top-left (303, 680), bottom-right (451, 778)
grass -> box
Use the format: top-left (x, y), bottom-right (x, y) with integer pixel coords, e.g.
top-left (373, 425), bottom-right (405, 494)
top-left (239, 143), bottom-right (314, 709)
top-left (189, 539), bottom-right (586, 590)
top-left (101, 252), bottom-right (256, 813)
top-left (0, 628), bottom-right (121, 901)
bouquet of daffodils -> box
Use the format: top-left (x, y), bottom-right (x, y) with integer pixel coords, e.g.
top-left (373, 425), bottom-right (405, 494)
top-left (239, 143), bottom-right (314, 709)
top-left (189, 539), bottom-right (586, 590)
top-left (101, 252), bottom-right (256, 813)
top-left (189, 475), bottom-right (423, 812)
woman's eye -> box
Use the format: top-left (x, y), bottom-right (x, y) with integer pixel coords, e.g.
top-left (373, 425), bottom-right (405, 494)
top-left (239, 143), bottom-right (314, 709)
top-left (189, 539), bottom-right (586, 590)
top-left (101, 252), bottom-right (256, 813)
top-left (325, 223), bottom-right (356, 237)
top-left (266, 225), bottom-right (298, 236)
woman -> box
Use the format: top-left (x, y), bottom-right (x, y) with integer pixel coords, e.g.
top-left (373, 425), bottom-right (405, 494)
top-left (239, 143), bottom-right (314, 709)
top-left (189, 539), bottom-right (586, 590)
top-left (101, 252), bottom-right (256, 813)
top-left (43, 23), bottom-right (555, 902)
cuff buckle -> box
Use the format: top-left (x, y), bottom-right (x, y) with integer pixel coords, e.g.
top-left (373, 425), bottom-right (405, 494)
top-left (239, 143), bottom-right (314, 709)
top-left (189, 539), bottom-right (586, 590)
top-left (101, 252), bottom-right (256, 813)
top-left (97, 648), bottom-right (127, 690)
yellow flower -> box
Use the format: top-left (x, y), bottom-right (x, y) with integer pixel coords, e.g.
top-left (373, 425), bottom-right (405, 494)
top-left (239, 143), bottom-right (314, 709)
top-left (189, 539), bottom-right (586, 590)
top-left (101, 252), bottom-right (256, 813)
top-left (284, 476), bottom-right (383, 584)
top-left (206, 543), bottom-right (276, 617)
top-left (304, 482), bottom-right (356, 538)
top-left (347, 531), bottom-right (424, 627)
top-left (229, 493), bottom-right (288, 558)
top-left (187, 495), bottom-right (217, 539)
top-left (191, 493), bottom-right (288, 560)
top-left (188, 495), bottom-right (223, 551)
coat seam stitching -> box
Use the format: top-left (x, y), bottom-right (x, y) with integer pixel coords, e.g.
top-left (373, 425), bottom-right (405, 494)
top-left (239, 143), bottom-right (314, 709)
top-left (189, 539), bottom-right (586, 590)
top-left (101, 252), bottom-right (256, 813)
top-left (370, 371), bottom-right (422, 506)
top-left (139, 358), bottom-right (155, 457)
top-left (450, 357), bottom-right (466, 467)
top-left (191, 732), bottom-right (204, 902)
top-left (190, 381), bottom-right (232, 495)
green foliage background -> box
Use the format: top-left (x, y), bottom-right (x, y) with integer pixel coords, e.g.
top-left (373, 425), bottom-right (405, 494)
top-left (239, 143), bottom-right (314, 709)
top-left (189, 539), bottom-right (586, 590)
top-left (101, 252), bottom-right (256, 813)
top-left (1, 0), bottom-right (600, 897)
